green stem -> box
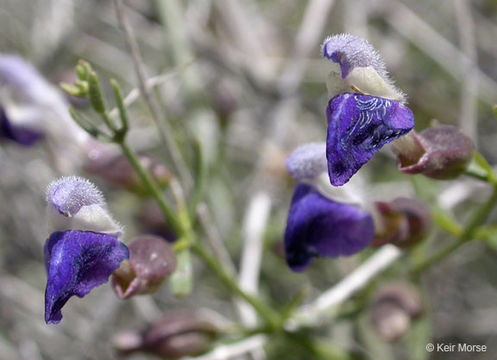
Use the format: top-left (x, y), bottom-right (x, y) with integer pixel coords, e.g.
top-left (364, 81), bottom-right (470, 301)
top-left (119, 140), bottom-right (281, 330)
top-left (411, 187), bottom-right (497, 276)
top-left (191, 242), bottom-right (282, 331)
top-left (119, 141), bottom-right (182, 234)
top-left (464, 168), bottom-right (491, 183)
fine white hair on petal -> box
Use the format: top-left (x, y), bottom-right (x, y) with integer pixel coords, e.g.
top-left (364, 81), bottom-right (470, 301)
top-left (322, 33), bottom-right (388, 79)
top-left (312, 171), bottom-right (366, 207)
top-left (46, 176), bottom-right (104, 216)
top-left (322, 34), bottom-right (406, 103)
top-left (286, 142), bottom-right (327, 181)
top-left (46, 176), bottom-right (123, 234)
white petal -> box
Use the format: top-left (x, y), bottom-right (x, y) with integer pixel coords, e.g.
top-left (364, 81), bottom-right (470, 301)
top-left (48, 204), bottom-right (122, 234)
top-left (344, 67), bottom-right (405, 103)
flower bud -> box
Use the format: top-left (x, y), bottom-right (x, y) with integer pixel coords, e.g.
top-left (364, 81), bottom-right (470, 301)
top-left (113, 312), bottom-right (217, 358)
top-left (112, 235), bottom-right (176, 299)
top-left (372, 197), bottom-right (431, 248)
top-left (84, 149), bottom-right (170, 193)
top-left (370, 283), bottom-right (422, 342)
top-left (394, 125), bottom-right (475, 180)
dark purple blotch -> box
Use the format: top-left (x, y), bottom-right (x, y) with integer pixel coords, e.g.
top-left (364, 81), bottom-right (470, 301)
top-left (284, 183), bottom-right (374, 272)
top-left (0, 106), bottom-right (44, 146)
top-left (326, 93), bottom-right (414, 186)
top-left (44, 230), bottom-right (129, 324)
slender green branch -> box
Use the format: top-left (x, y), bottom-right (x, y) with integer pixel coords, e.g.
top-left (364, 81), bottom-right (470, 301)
top-left (432, 210), bottom-right (462, 237)
top-left (66, 65), bottom-right (282, 332)
top-left (112, 0), bottom-right (192, 189)
top-left (464, 168), bottom-right (491, 183)
top-left (110, 79), bottom-right (129, 134)
top-left (411, 187), bottom-right (497, 276)
top-left (119, 141), bottom-right (182, 235)
top-left (191, 242), bottom-right (282, 331)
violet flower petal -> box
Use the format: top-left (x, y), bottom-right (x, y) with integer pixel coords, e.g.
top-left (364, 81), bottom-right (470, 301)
top-left (0, 106), bottom-right (44, 146)
top-left (44, 230), bottom-right (129, 324)
top-left (326, 93), bottom-right (414, 186)
top-left (284, 183), bottom-right (374, 272)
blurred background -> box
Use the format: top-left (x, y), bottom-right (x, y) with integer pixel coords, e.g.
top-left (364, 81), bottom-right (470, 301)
top-left (1, 0), bottom-right (497, 359)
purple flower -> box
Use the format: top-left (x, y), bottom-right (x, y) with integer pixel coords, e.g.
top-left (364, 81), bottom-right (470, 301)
top-left (44, 231), bottom-right (129, 324)
top-left (284, 183), bottom-right (374, 272)
top-left (326, 93), bottom-right (414, 186)
top-left (321, 34), bottom-right (415, 186)
top-left (0, 55), bottom-right (89, 155)
top-left (44, 177), bottom-right (128, 324)
top-left (0, 105), bottom-right (44, 145)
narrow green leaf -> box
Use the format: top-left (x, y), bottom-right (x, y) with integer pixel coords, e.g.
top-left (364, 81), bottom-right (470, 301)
top-left (110, 79), bottom-right (129, 134)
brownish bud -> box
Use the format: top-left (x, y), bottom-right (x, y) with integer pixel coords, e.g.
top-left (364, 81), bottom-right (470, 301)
top-left (112, 235), bottom-right (176, 299)
top-left (113, 312), bottom-right (217, 359)
top-left (372, 198), bottom-right (431, 248)
top-left (394, 126), bottom-right (474, 180)
top-left (84, 149), bottom-right (170, 193)
top-left (370, 283), bottom-right (422, 342)
top-left (135, 201), bottom-right (176, 240)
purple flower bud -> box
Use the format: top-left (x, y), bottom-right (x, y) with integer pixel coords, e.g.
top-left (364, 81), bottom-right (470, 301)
top-left (44, 231), bottom-right (129, 324)
top-left (284, 183), bottom-right (374, 272)
top-left (326, 94), bottom-right (414, 186)
top-left (113, 312), bottom-right (217, 358)
top-left (372, 197), bottom-right (431, 248)
top-left (112, 235), bottom-right (177, 299)
top-left (370, 283), bottom-right (422, 342)
top-left (395, 126), bottom-right (475, 179)
top-left (84, 150), bottom-right (171, 193)
top-left (285, 142), bottom-right (327, 181)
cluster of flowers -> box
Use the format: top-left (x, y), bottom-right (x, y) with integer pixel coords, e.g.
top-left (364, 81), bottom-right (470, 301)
top-left (283, 34), bottom-right (473, 272)
top-left (0, 32), bottom-right (476, 355)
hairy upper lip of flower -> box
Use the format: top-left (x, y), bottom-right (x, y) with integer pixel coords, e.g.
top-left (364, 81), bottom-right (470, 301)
top-left (322, 34), bottom-right (405, 103)
top-left (46, 176), bottom-right (122, 234)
